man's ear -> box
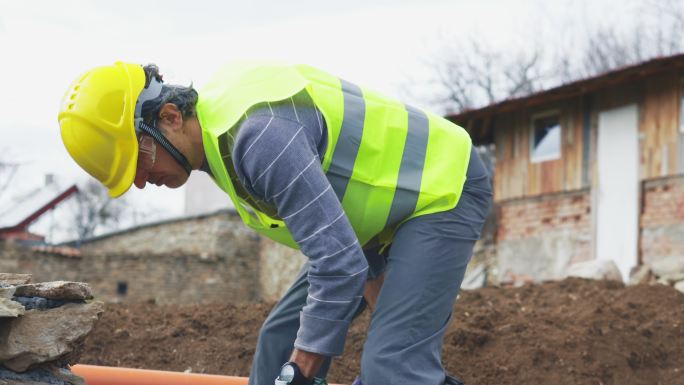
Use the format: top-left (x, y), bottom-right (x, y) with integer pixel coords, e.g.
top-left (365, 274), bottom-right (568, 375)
top-left (158, 103), bottom-right (183, 131)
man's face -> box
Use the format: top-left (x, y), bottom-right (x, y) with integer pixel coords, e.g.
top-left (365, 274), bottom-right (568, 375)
top-left (133, 132), bottom-right (190, 189)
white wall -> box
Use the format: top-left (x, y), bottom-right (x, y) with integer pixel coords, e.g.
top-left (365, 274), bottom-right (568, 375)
top-left (184, 172), bottom-right (234, 216)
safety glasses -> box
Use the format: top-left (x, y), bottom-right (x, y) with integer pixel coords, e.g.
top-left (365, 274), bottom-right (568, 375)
top-left (134, 135), bottom-right (156, 187)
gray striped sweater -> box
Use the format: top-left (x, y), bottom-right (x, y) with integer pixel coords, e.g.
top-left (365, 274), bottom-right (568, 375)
top-left (231, 91), bottom-right (367, 357)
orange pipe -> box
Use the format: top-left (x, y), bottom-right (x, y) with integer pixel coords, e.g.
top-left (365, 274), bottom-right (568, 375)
top-left (72, 364), bottom-right (247, 385)
top-left (72, 364), bottom-right (343, 385)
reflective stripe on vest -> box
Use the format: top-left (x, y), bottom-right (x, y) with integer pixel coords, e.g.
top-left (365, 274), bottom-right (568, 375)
top-left (385, 104), bottom-right (429, 228)
top-left (323, 80), bottom-right (432, 241)
top-left (196, 62), bottom-right (471, 249)
top-left (326, 79), bottom-right (365, 202)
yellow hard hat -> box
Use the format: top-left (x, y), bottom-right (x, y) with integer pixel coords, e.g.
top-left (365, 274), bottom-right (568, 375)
top-left (58, 62), bottom-right (145, 198)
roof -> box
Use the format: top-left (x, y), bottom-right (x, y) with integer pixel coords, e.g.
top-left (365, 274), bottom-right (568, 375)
top-left (446, 53), bottom-right (684, 141)
top-left (0, 183), bottom-right (78, 230)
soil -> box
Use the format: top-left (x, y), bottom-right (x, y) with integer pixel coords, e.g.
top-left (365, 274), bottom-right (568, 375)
top-left (80, 278), bottom-right (684, 385)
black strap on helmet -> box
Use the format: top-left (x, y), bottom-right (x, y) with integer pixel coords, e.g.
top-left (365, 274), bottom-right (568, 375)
top-left (137, 121), bottom-right (193, 175)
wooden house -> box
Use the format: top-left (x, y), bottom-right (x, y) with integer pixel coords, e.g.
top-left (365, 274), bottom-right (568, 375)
top-left (448, 54), bottom-right (684, 282)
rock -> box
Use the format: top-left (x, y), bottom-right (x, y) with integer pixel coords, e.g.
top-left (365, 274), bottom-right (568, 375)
top-left (14, 282), bottom-right (93, 301)
top-left (45, 365), bottom-right (86, 385)
top-left (566, 259), bottom-right (622, 281)
top-left (0, 363), bottom-right (84, 385)
top-left (0, 302), bottom-right (104, 372)
top-left (659, 272), bottom-right (684, 285)
top-left (628, 265), bottom-right (654, 285)
top-left (0, 273), bottom-right (32, 286)
top-left (12, 297), bottom-right (76, 311)
top-left (461, 264), bottom-right (487, 290)
top-left (675, 281), bottom-right (684, 294)
top-left (0, 297), bottom-right (25, 317)
top-left (0, 286), bottom-right (16, 299)
top-left (649, 256), bottom-right (684, 277)
top-left (0, 377), bottom-right (47, 385)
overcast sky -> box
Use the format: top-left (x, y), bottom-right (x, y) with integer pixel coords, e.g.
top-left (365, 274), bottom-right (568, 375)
top-left (0, 0), bottom-right (646, 235)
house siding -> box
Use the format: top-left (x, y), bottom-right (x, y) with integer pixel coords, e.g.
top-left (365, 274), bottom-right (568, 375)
top-left (494, 97), bottom-right (586, 201)
top-left (493, 71), bottom-right (683, 203)
top-left (639, 73), bottom-right (681, 178)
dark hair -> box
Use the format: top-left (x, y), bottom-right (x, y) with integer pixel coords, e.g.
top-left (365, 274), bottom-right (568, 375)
top-left (140, 64), bottom-right (198, 129)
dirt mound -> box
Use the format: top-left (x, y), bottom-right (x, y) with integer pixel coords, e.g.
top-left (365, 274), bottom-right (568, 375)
top-left (80, 278), bottom-right (684, 385)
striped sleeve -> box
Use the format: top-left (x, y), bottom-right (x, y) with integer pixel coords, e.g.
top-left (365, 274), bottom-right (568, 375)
top-left (232, 99), bottom-right (367, 357)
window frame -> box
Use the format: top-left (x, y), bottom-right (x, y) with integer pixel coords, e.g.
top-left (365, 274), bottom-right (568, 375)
top-left (530, 109), bottom-right (563, 164)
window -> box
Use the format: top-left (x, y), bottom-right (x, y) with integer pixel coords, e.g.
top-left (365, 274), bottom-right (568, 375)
top-left (117, 281), bottom-right (128, 296)
top-left (531, 113), bottom-right (562, 163)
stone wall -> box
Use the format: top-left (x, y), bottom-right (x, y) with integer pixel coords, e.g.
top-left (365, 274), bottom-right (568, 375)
top-left (78, 210), bottom-right (256, 259)
top-left (0, 245), bottom-right (259, 305)
top-left (0, 210), bottom-right (307, 304)
top-left (640, 175), bottom-right (684, 264)
top-left (79, 210), bottom-right (262, 303)
top-left (259, 241), bottom-right (307, 302)
top-left (495, 190), bottom-right (592, 282)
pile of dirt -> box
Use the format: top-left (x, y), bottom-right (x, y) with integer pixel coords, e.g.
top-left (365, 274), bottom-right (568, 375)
top-left (80, 278), bottom-right (684, 385)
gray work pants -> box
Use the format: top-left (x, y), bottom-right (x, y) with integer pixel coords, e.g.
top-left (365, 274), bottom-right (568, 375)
top-left (249, 147), bottom-right (492, 385)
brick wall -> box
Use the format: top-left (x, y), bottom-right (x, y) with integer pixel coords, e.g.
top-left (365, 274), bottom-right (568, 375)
top-left (495, 190), bottom-right (592, 282)
top-left (640, 175), bottom-right (684, 264)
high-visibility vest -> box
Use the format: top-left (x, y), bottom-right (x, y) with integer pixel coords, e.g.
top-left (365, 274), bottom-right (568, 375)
top-left (196, 62), bottom-right (472, 249)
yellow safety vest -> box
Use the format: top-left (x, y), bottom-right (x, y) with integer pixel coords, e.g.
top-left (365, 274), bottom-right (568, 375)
top-left (196, 62), bottom-right (471, 249)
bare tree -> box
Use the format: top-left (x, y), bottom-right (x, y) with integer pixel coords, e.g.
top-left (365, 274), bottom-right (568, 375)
top-left (582, 28), bottom-right (639, 76)
top-left (504, 50), bottom-right (544, 99)
top-left (69, 179), bottom-right (128, 241)
top-left (574, 2), bottom-right (684, 79)
top-left (648, 0), bottom-right (684, 53)
top-left (424, 0), bottom-right (684, 114)
top-left (425, 41), bottom-right (549, 114)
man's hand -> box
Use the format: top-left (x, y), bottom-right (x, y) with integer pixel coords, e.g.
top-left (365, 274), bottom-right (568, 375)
top-left (289, 348), bottom-right (325, 379)
top-left (363, 272), bottom-right (385, 312)
top-left (286, 273), bottom-right (385, 382)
